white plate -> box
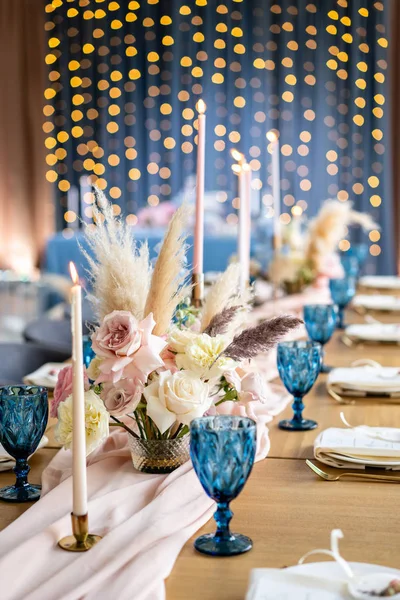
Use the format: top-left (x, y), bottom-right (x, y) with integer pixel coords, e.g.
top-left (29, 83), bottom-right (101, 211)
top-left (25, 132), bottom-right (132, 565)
top-left (247, 562), bottom-right (400, 599)
top-left (353, 294), bottom-right (400, 312)
top-left (359, 276), bottom-right (400, 290)
top-left (345, 324), bottom-right (400, 343)
top-left (23, 362), bottom-right (64, 390)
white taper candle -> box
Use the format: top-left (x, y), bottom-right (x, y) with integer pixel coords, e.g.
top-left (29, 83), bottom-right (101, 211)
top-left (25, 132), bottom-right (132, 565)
top-left (69, 262), bottom-right (88, 517)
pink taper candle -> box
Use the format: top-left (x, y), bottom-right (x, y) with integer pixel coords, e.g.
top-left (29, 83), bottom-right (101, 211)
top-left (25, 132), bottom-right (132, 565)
top-left (232, 150), bottom-right (251, 293)
top-left (69, 262), bottom-right (87, 517)
top-left (267, 130), bottom-right (281, 250)
top-left (194, 99), bottom-right (206, 274)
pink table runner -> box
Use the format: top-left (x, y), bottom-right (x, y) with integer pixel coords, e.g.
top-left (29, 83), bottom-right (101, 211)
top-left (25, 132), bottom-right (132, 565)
top-left (0, 384), bottom-right (290, 600)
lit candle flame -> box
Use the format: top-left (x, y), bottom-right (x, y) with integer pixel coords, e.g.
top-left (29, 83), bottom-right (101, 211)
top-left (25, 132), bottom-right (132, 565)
top-left (266, 130), bottom-right (278, 143)
top-left (231, 149), bottom-right (244, 163)
top-left (197, 99), bottom-right (206, 114)
top-left (231, 164), bottom-right (241, 175)
top-left (69, 261), bottom-right (79, 285)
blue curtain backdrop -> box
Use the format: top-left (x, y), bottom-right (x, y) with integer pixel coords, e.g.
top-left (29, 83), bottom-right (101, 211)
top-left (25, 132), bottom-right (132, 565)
top-left (44, 0), bottom-right (394, 273)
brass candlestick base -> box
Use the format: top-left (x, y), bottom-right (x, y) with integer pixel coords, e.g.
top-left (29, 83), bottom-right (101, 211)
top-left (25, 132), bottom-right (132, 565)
top-left (191, 273), bottom-right (204, 308)
top-left (272, 233), bottom-right (282, 253)
top-left (58, 513), bottom-right (102, 552)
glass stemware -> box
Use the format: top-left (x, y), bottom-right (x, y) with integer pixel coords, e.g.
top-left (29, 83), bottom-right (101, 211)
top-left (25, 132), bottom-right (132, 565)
top-left (0, 385), bottom-right (48, 502)
top-left (190, 415), bottom-right (256, 556)
top-left (304, 304), bottom-right (338, 374)
top-left (83, 334), bottom-right (95, 370)
top-left (348, 243), bottom-right (368, 274)
top-left (340, 254), bottom-right (359, 278)
top-left (277, 341), bottom-right (322, 431)
top-left (329, 276), bottom-right (357, 329)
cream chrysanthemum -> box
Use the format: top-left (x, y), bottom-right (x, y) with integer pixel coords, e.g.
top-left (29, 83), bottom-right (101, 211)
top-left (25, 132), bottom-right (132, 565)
top-left (175, 333), bottom-right (236, 379)
top-left (55, 390), bottom-right (109, 455)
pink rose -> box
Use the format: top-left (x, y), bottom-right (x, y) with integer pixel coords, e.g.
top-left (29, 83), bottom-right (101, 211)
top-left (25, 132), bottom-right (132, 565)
top-left (92, 311), bottom-right (167, 384)
top-left (51, 365), bottom-right (90, 418)
top-left (319, 252), bottom-right (344, 279)
top-left (100, 378), bottom-right (143, 417)
top-left (159, 347), bottom-right (178, 373)
top-left (224, 370), bottom-right (268, 404)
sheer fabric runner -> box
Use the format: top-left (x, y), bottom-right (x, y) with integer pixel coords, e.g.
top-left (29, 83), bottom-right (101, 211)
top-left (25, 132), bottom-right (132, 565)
top-left (0, 385), bottom-right (289, 600)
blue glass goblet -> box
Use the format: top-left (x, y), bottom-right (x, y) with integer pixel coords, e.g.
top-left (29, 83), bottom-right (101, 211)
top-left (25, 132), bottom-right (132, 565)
top-left (348, 243), bottom-right (368, 273)
top-left (83, 334), bottom-right (95, 370)
top-left (340, 254), bottom-right (359, 278)
top-left (0, 385), bottom-right (48, 502)
top-left (277, 341), bottom-right (321, 431)
top-left (190, 416), bottom-right (256, 557)
top-left (329, 276), bottom-right (357, 329)
top-left (304, 304), bottom-right (338, 374)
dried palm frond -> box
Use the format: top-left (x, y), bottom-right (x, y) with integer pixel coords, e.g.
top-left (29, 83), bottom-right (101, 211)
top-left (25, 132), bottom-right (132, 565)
top-left (144, 204), bottom-right (191, 335)
top-left (203, 306), bottom-right (241, 337)
top-left (220, 315), bottom-right (302, 361)
top-left (81, 186), bottom-right (152, 321)
top-left (200, 263), bottom-right (241, 331)
top-left (306, 200), bottom-right (379, 271)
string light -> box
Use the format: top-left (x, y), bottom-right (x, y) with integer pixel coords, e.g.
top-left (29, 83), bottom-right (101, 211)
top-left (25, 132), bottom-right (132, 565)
top-left (44, 1), bottom-right (387, 252)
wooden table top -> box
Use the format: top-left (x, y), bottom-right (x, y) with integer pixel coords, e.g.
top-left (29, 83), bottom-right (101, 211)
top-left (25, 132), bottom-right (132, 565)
top-left (1, 308), bottom-right (400, 599)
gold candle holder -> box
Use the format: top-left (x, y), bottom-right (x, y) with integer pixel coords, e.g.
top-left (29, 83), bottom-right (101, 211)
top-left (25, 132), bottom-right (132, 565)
top-left (191, 273), bottom-right (204, 308)
top-left (58, 513), bottom-right (102, 552)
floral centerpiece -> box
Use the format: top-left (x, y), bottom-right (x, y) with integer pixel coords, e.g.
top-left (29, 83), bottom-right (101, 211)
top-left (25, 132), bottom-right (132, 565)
top-left (53, 188), bottom-right (301, 473)
top-left (269, 199), bottom-right (378, 293)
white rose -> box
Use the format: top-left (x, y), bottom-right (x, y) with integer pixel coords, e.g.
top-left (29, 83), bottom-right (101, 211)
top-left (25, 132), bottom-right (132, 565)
top-left (143, 370), bottom-right (211, 433)
top-left (175, 333), bottom-right (236, 379)
top-left (167, 327), bottom-right (198, 353)
top-left (55, 390), bottom-right (109, 455)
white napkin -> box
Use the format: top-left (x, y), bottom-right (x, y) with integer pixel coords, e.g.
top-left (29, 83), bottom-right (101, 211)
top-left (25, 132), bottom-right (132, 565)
top-left (246, 569), bottom-right (345, 599)
top-left (345, 323), bottom-right (400, 343)
top-left (328, 366), bottom-right (400, 397)
top-left (314, 427), bottom-right (400, 469)
top-left (0, 436), bottom-right (49, 472)
top-left (359, 275), bottom-right (400, 290)
top-left (23, 363), bottom-right (64, 389)
top-left (353, 294), bottom-right (400, 312)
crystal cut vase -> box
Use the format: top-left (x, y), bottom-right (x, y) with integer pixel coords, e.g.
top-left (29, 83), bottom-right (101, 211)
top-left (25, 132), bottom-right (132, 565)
top-left (128, 435), bottom-right (190, 474)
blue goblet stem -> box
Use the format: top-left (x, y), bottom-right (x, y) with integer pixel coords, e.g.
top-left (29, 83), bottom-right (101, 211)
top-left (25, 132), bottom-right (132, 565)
top-left (14, 458), bottom-right (30, 489)
top-left (214, 502), bottom-right (233, 543)
top-left (292, 396), bottom-right (305, 423)
top-left (337, 306), bottom-right (345, 329)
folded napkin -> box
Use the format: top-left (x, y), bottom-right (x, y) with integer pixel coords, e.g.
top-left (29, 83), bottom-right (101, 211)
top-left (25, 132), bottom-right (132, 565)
top-left (345, 323), bottom-right (400, 343)
top-left (247, 569), bottom-right (345, 599)
top-left (327, 366), bottom-right (400, 398)
top-left (353, 294), bottom-right (400, 312)
top-left (0, 384), bottom-right (291, 600)
top-left (359, 275), bottom-right (400, 290)
top-left (314, 427), bottom-right (400, 469)
top-left (0, 436), bottom-right (49, 472)
top-left (247, 564), bottom-right (400, 600)
top-left (23, 363), bottom-right (64, 389)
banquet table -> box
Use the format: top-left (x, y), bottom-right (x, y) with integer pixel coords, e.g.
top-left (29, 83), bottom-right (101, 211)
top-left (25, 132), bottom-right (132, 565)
top-left (1, 311), bottom-right (400, 599)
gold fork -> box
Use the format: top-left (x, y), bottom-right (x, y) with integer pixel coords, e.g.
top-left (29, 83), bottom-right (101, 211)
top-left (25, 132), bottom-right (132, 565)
top-left (306, 459), bottom-right (400, 483)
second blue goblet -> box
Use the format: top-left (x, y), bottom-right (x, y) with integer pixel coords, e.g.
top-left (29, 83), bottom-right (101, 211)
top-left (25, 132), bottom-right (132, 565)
top-left (329, 276), bottom-right (356, 329)
top-left (304, 304), bottom-right (338, 373)
top-left (277, 341), bottom-right (322, 431)
top-left (0, 385), bottom-right (48, 502)
top-left (190, 415), bottom-right (256, 557)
